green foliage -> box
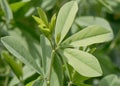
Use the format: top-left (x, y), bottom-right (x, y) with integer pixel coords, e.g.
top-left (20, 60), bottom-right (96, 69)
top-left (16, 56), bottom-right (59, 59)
top-left (61, 48), bottom-right (102, 77)
top-left (99, 74), bottom-right (120, 86)
top-left (32, 7), bottom-right (56, 38)
top-left (55, 1), bottom-right (78, 44)
top-left (62, 25), bottom-right (113, 47)
top-left (0, 0), bottom-right (120, 86)
top-left (1, 36), bottom-right (42, 74)
top-left (0, 0), bottom-right (13, 21)
top-left (1, 51), bottom-right (22, 80)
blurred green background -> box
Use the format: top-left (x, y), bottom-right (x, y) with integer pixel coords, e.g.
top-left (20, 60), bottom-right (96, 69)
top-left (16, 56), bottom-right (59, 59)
top-left (0, 0), bottom-right (120, 86)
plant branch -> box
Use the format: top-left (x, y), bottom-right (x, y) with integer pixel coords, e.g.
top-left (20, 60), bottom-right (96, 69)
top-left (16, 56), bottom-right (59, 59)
top-left (47, 50), bottom-right (55, 86)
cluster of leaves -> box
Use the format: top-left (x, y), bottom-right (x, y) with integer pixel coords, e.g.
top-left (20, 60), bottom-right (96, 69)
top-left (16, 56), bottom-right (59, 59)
top-left (0, 0), bottom-right (120, 86)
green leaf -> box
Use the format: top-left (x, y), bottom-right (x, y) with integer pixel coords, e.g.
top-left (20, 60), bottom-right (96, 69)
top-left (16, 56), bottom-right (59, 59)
top-left (25, 80), bottom-right (35, 86)
top-left (72, 71), bottom-right (90, 85)
top-left (55, 1), bottom-right (78, 44)
top-left (75, 16), bottom-right (112, 31)
top-left (32, 15), bottom-right (50, 37)
top-left (32, 15), bottom-right (46, 25)
top-left (10, 1), bottom-right (30, 12)
top-left (37, 7), bottom-right (48, 26)
top-left (99, 74), bottom-right (120, 86)
top-left (9, 65), bottom-right (36, 86)
top-left (0, 0), bottom-right (13, 21)
top-left (97, 0), bottom-right (113, 12)
top-left (1, 36), bottom-right (42, 75)
top-left (40, 35), bottom-right (52, 74)
top-left (25, 77), bottom-right (46, 86)
top-left (49, 13), bottom-right (56, 33)
top-left (62, 25), bottom-right (113, 47)
top-left (50, 54), bottom-right (63, 86)
top-left (62, 48), bottom-right (102, 77)
top-left (67, 65), bottom-right (90, 85)
top-left (1, 51), bottom-right (22, 80)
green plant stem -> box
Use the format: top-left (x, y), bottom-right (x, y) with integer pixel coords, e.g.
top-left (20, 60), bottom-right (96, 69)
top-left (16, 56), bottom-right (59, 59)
top-left (49, 37), bottom-right (55, 49)
top-left (4, 76), bottom-right (9, 86)
top-left (19, 77), bottom-right (24, 86)
top-left (68, 81), bottom-right (72, 86)
top-left (47, 50), bottom-right (55, 86)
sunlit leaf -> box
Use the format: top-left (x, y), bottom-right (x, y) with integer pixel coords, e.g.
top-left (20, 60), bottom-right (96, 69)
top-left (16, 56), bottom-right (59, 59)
top-left (1, 36), bottom-right (42, 74)
top-left (37, 7), bottom-right (48, 26)
top-left (55, 1), bottom-right (78, 44)
top-left (62, 48), bottom-right (102, 77)
top-left (62, 25), bottom-right (113, 47)
top-left (49, 13), bottom-right (56, 33)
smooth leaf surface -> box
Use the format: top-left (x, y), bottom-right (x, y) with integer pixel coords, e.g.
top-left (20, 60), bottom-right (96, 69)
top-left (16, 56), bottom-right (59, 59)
top-left (49, 13), bottom-right (56, 33)
top-left (1, 36), bottom-right (42, 74)
top-left (55, 1), bottom-right (78, 44)
top-left (99, 74), bottom-right (120, 86)
top-left (62, 25), bottom-right (113, 47)
top-left (50, 54), bottom-right (63, 86)
top-left (62, 48), bottom-right (102, 77)
top-left (75, 16), bottom-right (112, 30)
top-left (0, 0), bottom-right (13, 21)
top-left (40, 35), bottom-right (51, 74)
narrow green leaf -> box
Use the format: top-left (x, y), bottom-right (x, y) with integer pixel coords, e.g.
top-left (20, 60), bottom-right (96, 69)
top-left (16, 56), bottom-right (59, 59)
top-left (32, 15), bottom-right (45, 25)
top-left (25, 77), bottom-right (46, 86)
top-left (32, 15), bottom-right (50, 37)
top-left (40, 35), bottom-right (52, 74)
top-left (37, 7), bottom-right (48, 26)
top-left (10, 1), bottom-right (30, 12)
top-left (97, 0), bottom-right (113, 12)
top-left (55, 1), bottom-right (78, 44)
top-left (62, 48), bottom-right (102, 77)
top-left (62, 25), bottom-right (113, 47)
top-left (1, 51), bottom-right (22, 80)
top-left (99, 74), bottom-right (120, 86)
top-left (49, 13), bottom-right (56, 33)
top-left (50, 54), bottom-right (63, 86)
top-left (1, 36), bottom-right (42, 75)
top-left (0, 0), bottom-right (13, 21)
